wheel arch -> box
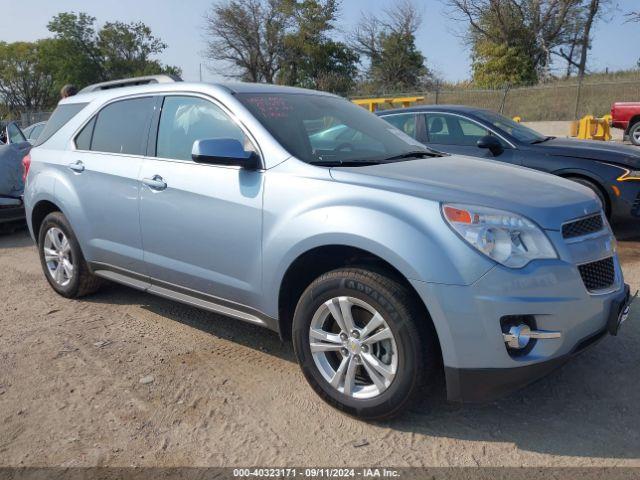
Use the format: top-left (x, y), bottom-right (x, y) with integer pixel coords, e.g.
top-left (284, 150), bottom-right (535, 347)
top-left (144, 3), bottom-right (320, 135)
top-left (554, 169), bottom-right (611, 216)
top-left (30, 199), bottom-right (63, 241)
top-left (276, 244), bottom-right (441, 359)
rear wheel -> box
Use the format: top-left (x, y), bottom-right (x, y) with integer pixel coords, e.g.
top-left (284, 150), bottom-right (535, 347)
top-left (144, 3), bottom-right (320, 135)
top-left (292, 268), bottom-right (437, 420)
top-left (38, 212), bottom-right (101, 298)
top-left (629, 121), bottom-right (640, 146)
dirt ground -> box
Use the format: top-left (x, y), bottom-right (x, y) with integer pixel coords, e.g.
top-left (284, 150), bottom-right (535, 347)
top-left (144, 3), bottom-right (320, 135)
top-left (0, 222), bottom-right (639, 468)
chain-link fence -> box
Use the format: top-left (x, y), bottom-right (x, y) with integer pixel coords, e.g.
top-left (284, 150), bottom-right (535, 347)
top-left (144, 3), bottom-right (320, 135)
top-left (19, 111), bottom-right (51, 128)
top-left (353, 78), bottom-right (640, 121)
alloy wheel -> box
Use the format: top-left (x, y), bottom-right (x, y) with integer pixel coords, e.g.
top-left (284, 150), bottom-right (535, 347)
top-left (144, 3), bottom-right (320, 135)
top-left (308, 296), bottom-right (398, 399)
top-left (43, 227), bottom-right (74, 287)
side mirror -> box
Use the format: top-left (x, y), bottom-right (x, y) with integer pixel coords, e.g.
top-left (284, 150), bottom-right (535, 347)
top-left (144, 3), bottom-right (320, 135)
top-left (477, 135), bottom-right (503, 156)
top-left (192, 138), bottom-right (259, 169)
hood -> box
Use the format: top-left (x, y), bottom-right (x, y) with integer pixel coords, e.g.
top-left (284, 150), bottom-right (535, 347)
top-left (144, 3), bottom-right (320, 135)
top-left (529, 137), bottom-right (640, 168)
top-left (330, 155), bottom-right (600, 230)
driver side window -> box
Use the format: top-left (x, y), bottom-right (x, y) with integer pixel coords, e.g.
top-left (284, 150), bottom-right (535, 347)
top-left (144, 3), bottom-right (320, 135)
top-left (156, 96), bottom-right (255, 161)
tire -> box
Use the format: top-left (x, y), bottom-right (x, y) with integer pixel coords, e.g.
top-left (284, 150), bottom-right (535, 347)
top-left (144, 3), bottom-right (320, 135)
top-left (567, 176), bottom-right (610, 218)
top-left (629, 122), bottom-right (640, 146)
top-left (292, 268), bottom-right (437, 420)
top-left (37, 211), bottom-right (102, 298)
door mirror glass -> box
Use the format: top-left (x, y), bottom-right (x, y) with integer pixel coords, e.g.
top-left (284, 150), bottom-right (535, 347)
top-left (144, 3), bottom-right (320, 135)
top-left (192, 138), bottom-right (259, 169)
top-left (477, 135), bottom-right (503, 155)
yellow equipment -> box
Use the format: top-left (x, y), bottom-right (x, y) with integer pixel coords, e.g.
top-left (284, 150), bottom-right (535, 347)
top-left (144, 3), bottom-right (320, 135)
top-left (512, 116), bottom-right (522, 123)
top-left (352, 96), bottom-right (425, 112)
top-left (571, 115), bottom-right (612, 141)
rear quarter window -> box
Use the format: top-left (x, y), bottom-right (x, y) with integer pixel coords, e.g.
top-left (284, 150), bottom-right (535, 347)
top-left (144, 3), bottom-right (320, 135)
top-left (34, 103), bottom-right (88, 147)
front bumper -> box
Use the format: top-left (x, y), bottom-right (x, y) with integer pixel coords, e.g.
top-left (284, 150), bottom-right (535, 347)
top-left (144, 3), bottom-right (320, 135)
top-left (410, 248), bottom-right (628, 402)
top-left (445, 284), bottom-right (631, 402)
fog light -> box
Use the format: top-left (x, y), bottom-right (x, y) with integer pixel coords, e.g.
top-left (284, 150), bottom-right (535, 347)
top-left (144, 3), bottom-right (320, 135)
top-left (503, 323), bottom-right (562, 350)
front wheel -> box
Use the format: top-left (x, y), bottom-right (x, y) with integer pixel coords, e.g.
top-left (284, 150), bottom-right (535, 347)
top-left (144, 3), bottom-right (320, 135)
top-left (292, 268), bottom-right (437, 420)
top-left (628, 122), bottom-right (640, 146)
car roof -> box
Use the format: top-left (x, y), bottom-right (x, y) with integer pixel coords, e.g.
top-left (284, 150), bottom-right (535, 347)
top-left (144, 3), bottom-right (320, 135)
top-left (62, 80), bottom-right (339, 106)
top-left (377, 104), bottom-right (489, 116)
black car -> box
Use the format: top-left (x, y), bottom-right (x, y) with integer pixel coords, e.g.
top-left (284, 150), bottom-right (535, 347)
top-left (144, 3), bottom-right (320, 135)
top-left (0, 121), bottom-right (31, 228)
top-left (377, 105), bottom-right (640, 223)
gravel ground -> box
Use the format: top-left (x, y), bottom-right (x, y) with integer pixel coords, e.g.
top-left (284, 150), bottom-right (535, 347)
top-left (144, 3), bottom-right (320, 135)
top-left (0, 223), bottom-right (639, 468)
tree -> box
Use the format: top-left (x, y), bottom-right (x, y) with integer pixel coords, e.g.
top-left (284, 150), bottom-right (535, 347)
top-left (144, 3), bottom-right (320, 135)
top-left (98, 21), bottom-right (175, 78)
top-left (46, 12), bottom-right (179, 89)
top-left (0, 41), bottom-right (56, 114)
top-left (203, 0), bottom-right (285, 82)
top-left (351, 1), bottom-right (430, 93)
top-left (277, 0), bottom-right (358, 94)
top-left (446, 0), bottom-right (582, 86)
top-left (203, 0), bottom-right (358, 94)
top-left (556, 0), bottom-right (611, 78)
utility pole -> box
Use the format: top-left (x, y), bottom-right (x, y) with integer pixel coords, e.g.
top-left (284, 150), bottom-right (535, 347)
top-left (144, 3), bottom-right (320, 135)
top-left (199, 63), bottom-right (203, 82)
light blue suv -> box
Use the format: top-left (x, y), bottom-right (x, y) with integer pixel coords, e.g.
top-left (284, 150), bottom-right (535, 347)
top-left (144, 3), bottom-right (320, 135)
top-left (24, 76), bottom-right (632, 419)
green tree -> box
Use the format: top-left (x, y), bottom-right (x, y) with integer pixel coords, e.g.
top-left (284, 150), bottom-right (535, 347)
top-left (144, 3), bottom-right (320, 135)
top-left (0, 41), bottom-right (56, 113)
top-left (278, 0), bottom-right (358, 94)
top-left (472, 41), bottom-right (537, 88)
top-left (446, 0), bottom-right (582, 87)
top-left (352, 1), bottom-right (430, 93)
top-left (45, 12), bottom-right (179, 90)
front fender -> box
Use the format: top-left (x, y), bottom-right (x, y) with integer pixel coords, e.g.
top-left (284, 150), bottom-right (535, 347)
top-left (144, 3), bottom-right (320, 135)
top-left (260, 163), bottom-right (495, 318)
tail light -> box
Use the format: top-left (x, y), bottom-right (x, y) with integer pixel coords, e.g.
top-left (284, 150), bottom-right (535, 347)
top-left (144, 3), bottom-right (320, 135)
top-left (22, 153), bottom-right (31, 183)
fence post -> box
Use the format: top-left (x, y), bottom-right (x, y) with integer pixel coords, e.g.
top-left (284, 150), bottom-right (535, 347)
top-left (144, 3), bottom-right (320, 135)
top-left (574, 76), bottom-right (583, 120)
top-left (434, 81), bottom-right (440, 105)
top-left (499, 85), bottom-right (510, 114)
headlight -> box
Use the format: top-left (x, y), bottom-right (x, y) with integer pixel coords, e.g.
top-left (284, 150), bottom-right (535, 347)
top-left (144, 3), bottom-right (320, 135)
top-left (442, 203), bottom-right (557, 268)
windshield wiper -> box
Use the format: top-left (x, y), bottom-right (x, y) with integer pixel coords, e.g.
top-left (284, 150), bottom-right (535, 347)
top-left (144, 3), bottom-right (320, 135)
top-left (308, 159), bottom-right (382, 167)
top-left (383, 150), bottom-right (440, 161)
top-left (530, 136), bottom-right (555, 144)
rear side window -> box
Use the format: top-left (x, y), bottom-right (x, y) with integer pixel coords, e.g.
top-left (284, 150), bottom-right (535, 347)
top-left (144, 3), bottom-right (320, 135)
top-left (91, 97), bottom-right (155, 155)
top-left (34, 103), bottom-right (87, 147)
top-left (75, 117), bottom-right (96, 150)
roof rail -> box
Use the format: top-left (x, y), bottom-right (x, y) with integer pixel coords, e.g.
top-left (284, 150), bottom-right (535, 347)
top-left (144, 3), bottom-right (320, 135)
top-left (78, 74), bottom-right (183, 94)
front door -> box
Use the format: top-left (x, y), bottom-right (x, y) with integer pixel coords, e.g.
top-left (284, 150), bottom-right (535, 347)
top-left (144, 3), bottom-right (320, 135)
top-left (138, 94), bottom-right (264, 307)
top-left (421, 112), bottom-right (520, 165)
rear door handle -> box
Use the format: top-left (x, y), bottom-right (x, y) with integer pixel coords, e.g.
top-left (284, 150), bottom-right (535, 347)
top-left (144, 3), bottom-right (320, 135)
top-left (142, 175), bottom-right (167, 191)
top-left (68, 161), bottom-right (85, 173)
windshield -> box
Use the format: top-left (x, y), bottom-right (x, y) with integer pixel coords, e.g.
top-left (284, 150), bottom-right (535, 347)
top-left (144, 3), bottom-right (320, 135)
top-left (474, 110), bottom-right (547, 144)
top-left (236, 93), bottom-right (431, 165)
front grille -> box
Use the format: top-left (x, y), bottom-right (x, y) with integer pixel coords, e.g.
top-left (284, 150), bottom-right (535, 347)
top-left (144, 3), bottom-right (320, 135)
top-left (562, 214), bottom-right (603, 239)
top-left (578, 257), bottom-right (615, 292)
top-left (632, 192), bottom-right (640, 217)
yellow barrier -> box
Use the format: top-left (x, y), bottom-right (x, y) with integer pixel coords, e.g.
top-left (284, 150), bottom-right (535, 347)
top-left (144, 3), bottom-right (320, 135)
top-left (352, 96), bottom-right (425, 112)
top-left (571, 115), bottom-right (612, 141)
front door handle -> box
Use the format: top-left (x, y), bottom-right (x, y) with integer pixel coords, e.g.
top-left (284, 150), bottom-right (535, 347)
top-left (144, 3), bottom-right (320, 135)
top-left (68, 161), bottom-right (85, 173)
top-left (142, 175), bottom-right (167, 191)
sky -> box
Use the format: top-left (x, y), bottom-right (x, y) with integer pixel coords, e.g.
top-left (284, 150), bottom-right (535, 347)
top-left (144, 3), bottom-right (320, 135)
top-left (2, 0), bottom-right (639, 84)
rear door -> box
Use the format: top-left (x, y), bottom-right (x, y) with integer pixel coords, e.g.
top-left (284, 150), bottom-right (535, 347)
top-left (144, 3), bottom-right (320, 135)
top-left (420, 112), bottom-right (520, 164)
top-left (66, 96), bottom-right (155, 274)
